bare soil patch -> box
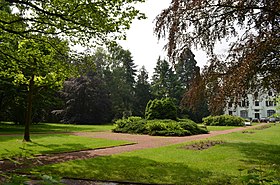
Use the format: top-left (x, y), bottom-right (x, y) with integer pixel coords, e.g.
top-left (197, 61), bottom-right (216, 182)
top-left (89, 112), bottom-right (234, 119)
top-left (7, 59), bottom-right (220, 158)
top-left (242, 130), bottom-right (255, 134)
top-left (181, 140), bottom-right (225, 150)
top-left (254, 124), bottom-right (271, 130)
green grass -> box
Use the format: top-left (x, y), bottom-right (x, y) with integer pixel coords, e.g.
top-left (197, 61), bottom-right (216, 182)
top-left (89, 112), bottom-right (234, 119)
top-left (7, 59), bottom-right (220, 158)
top-left (0, 134), bottom-right (131, 160)
top-left (0, 122), bottom-right (114, 134)
top-left (197, 124), bottom-right (241, 131)
top-left (33, 124), bottom-right (280, 184)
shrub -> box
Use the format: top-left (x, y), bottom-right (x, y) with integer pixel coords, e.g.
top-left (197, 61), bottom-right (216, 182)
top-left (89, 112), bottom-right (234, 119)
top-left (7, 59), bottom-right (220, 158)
top-left (145, 98), bottom-right (177, 120)
top-left (178, 119), bottom-right (208, 135)
top-left (112, 116), bottom-right (147, 134)
top-left (146, 119), bottom-right (208, 136)
top-left (112, 117), bottom-right (208, 136)
top-left (203, 115), bottom-right (244, 126)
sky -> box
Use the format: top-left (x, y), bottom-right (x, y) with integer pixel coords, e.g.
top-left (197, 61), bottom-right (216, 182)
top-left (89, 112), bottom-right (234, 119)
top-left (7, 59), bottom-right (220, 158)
top-left (118, 0), bottom-right (209, 75)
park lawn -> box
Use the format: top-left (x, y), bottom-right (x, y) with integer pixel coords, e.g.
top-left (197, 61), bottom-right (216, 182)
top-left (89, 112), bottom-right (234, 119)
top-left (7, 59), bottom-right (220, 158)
top-left (32, 124), bottom-right (280, 185)
top-left (0, 122), bottom-right (114, 134)
top-left (0, 134), bottom-right (131, 160)
top-left (204, 125), bottom-right (240, 131)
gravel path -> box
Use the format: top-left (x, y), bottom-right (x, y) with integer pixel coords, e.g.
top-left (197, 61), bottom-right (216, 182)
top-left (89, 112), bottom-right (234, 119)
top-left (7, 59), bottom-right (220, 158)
top-left (0, 123), bottom-right (267, 172)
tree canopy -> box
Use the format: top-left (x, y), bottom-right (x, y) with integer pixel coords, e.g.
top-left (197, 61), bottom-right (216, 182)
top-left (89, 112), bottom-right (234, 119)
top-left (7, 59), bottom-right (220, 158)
top-left (155, 0), bottom-right (280, 99)
top-left (0, 0), bottom-right (146, 45)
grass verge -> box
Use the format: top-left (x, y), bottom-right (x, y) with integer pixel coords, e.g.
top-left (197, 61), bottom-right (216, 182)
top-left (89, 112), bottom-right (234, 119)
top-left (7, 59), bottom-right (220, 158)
top-left (0, 134), bottom-right (131, 160)
top-left (31, 124), bottom-right (280, 184)
top-left (0, 122), bottom-right (114, 134)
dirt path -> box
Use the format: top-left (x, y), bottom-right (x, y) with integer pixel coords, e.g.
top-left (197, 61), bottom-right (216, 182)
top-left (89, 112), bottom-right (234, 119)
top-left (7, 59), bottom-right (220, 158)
top-left (0, 123), bottom-right (267, 172)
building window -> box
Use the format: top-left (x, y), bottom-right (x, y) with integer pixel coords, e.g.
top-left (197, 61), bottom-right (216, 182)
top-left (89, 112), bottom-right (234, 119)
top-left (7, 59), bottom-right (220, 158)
top-left (267, 110), bottom-right (276, 117)
top-left (240, 100), bottom-right (249, 107)
top-left (254, 92), bottom-right (258, 99)
top-left (228, 102), bottom-right (233, 108)
top-left (268, 91), bottom-right (273, 96)
top-left (266, 101), bottom-right (274, 107)
top-left (229, 111), bottom-right (233, 115)
top-left (254, 109), bottom-right (259, 112)
top-left (255, 113), bottom-right (260, 119)
top-left (240, 110), bottom-right (248, 118)
top-left (255, 101), bottom-right (259, 106)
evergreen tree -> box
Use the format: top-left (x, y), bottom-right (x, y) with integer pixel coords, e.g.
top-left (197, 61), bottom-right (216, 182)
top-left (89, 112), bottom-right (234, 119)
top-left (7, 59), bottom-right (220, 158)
top-left (133, 66), bottom-right (152, 116)
top-left (175, 49), bottom-right (200, 93)
top-left (60, 72), bottom-right (112, 124)
top-left (105, 45), bottom-right (137, 119)
top-left (151, 58), bottom-right (177, 99)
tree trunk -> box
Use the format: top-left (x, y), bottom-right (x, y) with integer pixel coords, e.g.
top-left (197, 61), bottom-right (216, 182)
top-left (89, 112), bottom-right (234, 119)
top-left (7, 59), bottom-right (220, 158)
top-left (24, 75), bottom-right (35, 142)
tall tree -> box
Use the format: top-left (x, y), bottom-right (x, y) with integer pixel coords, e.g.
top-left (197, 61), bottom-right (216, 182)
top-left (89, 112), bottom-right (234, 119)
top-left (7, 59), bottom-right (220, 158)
top-left (155, 0), bottom-right (280, 105)
top-left (175, 49), bottom-right (200, 92)
top-left (0, 36), bottom-right (71, 141)
top-left (104, 45), bottom-right (137, 118)
top-left (133, 66), bottom-right (152, 116)
top-left (61, 72), bottom-right (112, 124)
top-left (151, 58), bottom-right (177, 99)
top-left (181, 71), bottom-right (210, 122)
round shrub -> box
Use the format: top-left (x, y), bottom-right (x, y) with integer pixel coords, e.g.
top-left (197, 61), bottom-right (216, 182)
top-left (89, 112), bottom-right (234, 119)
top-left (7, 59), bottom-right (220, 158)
top-left (145, 98), bottom-right (177, 120)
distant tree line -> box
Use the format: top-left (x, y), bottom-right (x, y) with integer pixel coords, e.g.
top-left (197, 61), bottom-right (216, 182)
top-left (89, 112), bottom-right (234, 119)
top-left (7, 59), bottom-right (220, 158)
top-left (1, 44), bottom-right (209, 125)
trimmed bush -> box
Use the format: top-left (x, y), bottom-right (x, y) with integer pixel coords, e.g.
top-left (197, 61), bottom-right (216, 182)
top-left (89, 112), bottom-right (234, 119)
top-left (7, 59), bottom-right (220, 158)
top-left (112, 117), bottom-right (208, 136)
top-left (145, 98), bottom-right (177, 120)
top-left (112, 116), bottom-right (147, 134)
top-left (203, 115), bottom-right (244, 126)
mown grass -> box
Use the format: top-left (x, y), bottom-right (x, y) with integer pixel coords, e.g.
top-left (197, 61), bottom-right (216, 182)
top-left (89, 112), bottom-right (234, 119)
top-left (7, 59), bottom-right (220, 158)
top-left (0, 134), bottom-right (131, 160)
top-left (203, 125), bottom-right (240, 131)
top-left (0, 122), bottom-right (114, 134)
top-left (33, 124), bottom-right (280, 184)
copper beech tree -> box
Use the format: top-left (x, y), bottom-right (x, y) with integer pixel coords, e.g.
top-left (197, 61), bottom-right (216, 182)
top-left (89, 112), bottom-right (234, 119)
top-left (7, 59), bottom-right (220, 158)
top-left (155, 0), bottom-right (280, 114)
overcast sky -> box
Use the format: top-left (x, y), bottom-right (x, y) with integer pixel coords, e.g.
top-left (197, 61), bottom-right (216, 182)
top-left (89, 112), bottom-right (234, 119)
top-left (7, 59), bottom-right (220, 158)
top-left (118, 0), bottom-right (209, 75)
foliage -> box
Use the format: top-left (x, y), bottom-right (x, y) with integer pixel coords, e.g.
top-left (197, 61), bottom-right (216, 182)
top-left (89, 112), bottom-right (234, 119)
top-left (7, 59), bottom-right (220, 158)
top-left (146, 119), bottom-right (208, 136)
top-left (0, 0), bottom-right (146, 46)
top-left (0, 34), bottom-right (72, 141)
top-left (1, 173), bottom-right (63, 185)
top-left (181, 70), bottom-right (210, 121)
top-left (102, 45), bottom-right (138, 119)
top-left (203, 115), bottom-right (245, 126)
top-left (273, 96), bottom-right (280, 118)
top-left (145, 98), bottom-right (177, 120)
top-left (151, 54), bottom-right (205, 121)
top-left (151, 58), bottom-right (177, 99)
top-left (112, 117), bottom-right (207, 136)
top-left (59, 72), bottom-right (112, 124)
top-left (133, 66), bottom-right (152, 117)
top-left (112, 116), bottom-right (147, 134)
top-left (155, 0), bottom-right (280, 107)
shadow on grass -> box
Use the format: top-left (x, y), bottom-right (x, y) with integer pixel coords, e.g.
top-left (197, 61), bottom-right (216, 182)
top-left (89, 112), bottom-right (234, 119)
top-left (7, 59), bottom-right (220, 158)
top-left (225, 142), bottom-right (280, 167)
top-left (0, 122), bottom-right (113, 135)
top-left (36, 156), bottom-right (234, 185)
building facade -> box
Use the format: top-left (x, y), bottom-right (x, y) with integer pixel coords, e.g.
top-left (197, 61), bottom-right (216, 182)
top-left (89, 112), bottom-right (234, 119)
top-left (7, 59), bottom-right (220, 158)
top-left (224, 91), bottom-right (279, 119)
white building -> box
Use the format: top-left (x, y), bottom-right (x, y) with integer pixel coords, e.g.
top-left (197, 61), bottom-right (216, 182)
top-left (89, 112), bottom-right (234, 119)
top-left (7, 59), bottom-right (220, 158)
top-left (224, 91), bottom-right (279, 119)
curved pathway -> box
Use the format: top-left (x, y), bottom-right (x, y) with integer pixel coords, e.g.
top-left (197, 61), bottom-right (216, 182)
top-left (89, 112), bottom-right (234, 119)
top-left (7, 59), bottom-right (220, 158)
top-left (0, 123), bottom-right (267, 172)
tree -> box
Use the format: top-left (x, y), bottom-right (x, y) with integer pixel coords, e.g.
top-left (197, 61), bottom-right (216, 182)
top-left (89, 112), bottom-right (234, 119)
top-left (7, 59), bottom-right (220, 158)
top-left (175, 49), bottom-right (200, 93)
top-left (0, 36), bottom-right (71, 141)
top-left (0, 0), bottom-right (146, 45)
top-left (133, 66), bottom-right (152, 116)
top-left (151, 58), bottom-right (177, 99)
top-left (155, 0), bottom-right (280, 104)
top-left (60, 72), bottom-right (112, 124)
top-left (181, 71), bottom-right (210, 122)
top-left (96, 45), bottom-right (137, 119)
